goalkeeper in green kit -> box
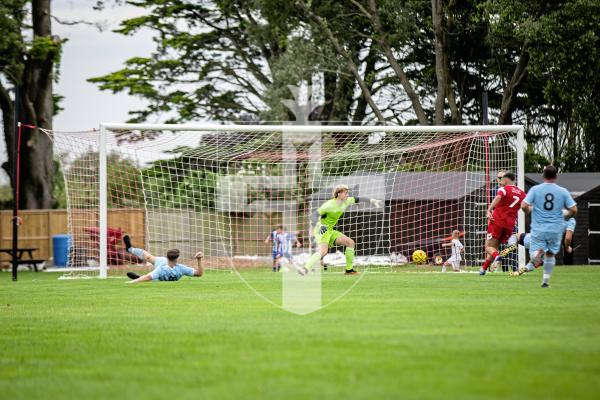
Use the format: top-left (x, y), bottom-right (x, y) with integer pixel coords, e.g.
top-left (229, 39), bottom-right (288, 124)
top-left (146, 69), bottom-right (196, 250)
top-left (298, 184), bottom-right (381, 276)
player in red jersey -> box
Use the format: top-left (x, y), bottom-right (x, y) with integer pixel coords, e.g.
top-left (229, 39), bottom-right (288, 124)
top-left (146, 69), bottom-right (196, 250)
top-left (480, 172), bottom-right (525, 275)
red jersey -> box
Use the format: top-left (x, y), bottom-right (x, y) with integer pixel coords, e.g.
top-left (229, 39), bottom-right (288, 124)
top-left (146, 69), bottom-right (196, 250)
top-left (491, 185), bottom-right (525, 229)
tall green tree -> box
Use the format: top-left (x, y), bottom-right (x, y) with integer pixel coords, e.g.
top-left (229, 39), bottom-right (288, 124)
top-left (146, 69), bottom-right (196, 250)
top-left (89, 0), bottom-right (301, 122)
top-left (90, 0), bottom-right (394, 124)
top-left (0, 0), bottom-right (63, 209)
top-left (91, 0), bottom-right (599, 170)
top-left (526, 0), bottom-right (600, 170)
top-left (484, 0), bottom-right (600, 170)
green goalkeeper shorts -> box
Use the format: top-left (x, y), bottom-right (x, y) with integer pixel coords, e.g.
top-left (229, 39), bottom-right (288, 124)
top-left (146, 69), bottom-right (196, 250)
top-left (314, 225), bottom-right (342, 247)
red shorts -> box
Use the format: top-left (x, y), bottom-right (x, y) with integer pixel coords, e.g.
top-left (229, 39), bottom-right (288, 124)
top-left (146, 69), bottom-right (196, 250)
top-left (486, 222), bottom-right (513, 244)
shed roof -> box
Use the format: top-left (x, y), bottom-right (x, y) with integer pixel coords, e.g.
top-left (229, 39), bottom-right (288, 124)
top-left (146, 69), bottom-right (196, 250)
top-left (311, 171), bottom-right (488, 201)
top-left (525, 173), bottom-right (600, 198)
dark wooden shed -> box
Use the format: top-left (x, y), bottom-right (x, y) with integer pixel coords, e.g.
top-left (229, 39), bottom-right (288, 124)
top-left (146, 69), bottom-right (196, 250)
top-left (310, 171), bottom-right (489, 264)
top-left (525, 173), bottom-right (600, 265)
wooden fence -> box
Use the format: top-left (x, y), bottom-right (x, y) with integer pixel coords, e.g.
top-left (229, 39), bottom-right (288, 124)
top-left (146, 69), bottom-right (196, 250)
top-left (0, 209), bottom-right (145, 265)
top-left (0, 208), bottom-right (307, 267)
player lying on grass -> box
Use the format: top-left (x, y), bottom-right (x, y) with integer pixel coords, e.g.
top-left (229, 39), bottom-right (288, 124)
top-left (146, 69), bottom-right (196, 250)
top-left (519, 165), bottom-right (577, 287)
top-left (298, 184), bottom-right (381, 276)
top-left (441, 230), bottom-right (463, 272)
top-left (480, 172), bottom-right (525, 275)
top-left (123, 235), bottom-right (204, 283)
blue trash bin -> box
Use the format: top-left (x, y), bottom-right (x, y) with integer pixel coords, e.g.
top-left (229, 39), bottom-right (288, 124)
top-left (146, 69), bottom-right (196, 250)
top-left (53, 234), bottom-right (71, 267)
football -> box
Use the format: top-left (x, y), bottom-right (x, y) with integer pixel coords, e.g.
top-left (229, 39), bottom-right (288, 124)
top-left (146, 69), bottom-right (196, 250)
top-left (412, 249), bottom-right (427, 264)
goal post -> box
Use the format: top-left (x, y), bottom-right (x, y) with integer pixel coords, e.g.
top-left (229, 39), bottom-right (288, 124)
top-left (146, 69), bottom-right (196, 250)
top-left (516, 126), bottom-right (526, 268)
top-left (99, 124), bottom-right (108, 279)
top-left (47, 123), bottom-right (525, 278)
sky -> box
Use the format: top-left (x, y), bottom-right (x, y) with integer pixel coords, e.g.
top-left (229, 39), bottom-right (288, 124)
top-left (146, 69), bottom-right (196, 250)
top-left (53, 0), bottom-right (155, 130)
top-left (0, 0), bottom-right (154, 184)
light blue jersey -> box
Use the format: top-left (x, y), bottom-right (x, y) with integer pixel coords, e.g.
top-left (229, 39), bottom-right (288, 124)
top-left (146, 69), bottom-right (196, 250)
top-left (522, 215), bottom-right (575, 251)
top-left (565, 217), bottom-right (576, 232)
top-left (524, 183), bottom-right (576, 233)
top-left (149, 257), bottom-right (195, 281)
top-left (523, 233), bottom-right (531, 249)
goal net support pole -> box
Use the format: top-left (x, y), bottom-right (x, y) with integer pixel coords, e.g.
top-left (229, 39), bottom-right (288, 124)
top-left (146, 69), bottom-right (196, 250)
top-left (99, 124), bottom-right (108, 279)
top-left (517, 126), bottom-right (526, 267)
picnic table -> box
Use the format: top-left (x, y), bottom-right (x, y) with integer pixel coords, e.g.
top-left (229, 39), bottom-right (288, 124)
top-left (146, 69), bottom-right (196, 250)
top-left (0, 247), bottom-right (45, 272)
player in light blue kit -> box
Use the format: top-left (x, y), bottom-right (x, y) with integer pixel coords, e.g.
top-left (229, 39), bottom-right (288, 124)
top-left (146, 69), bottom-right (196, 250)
top-left (515, 216), bottom-right (576, 275)
top-left (563, 217), bottom-right (576, 263)
top-left (520, 166), bottom-right (577, 287)
top-left (123, 235), bottom-right (204, 283)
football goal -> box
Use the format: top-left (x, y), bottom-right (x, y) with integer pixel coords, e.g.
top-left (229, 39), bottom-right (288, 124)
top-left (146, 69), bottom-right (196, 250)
top-left (46, 124), bottom-right (524, 278)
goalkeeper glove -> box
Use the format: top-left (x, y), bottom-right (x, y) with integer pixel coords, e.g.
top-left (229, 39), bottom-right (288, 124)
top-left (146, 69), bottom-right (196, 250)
top-left (370, 198), bottom-right (382, 208)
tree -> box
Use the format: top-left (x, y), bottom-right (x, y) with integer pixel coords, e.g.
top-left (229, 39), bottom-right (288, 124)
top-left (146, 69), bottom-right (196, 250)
top-left (526, 0), bottom-right (600, 170)
top-left (0, 0), bottom-right (63, 209)
top-left (358, 0), bottom-right (429, 124)
top-left (89, 0), bottom-right (302, 123)
top-left (89, 0), bottom-right (389, 125)
top-left (66, 151), bottom-right (145, 208)
top-left (297, 0), bottom-right (385, 122)
top-left (142, 157), bottom-right (217, 211)
top-left (485, 0), bottom-right (600, 170)
top-left (89, 0), bottom-right (598, 171)
top-left (347, 0), bottom-right (507, 125)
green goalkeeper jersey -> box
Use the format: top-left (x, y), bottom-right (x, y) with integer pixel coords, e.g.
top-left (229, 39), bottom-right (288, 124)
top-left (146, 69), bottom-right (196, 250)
top-left (317, 197), bottom-right (357, 229)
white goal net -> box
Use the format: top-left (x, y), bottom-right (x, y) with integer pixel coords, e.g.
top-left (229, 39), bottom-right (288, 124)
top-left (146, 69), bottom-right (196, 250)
top-left (46, 124), bottom-right (524, 278)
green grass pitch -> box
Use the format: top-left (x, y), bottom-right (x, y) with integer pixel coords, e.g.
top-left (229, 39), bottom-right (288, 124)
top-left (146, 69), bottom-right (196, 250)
top-left (1, 267), bottom-right (600, 399)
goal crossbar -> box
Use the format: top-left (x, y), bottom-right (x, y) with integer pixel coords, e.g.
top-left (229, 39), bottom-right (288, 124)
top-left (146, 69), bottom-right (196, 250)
top-left (101, 123), bottom-right (523, 133)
